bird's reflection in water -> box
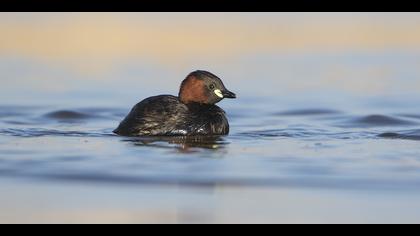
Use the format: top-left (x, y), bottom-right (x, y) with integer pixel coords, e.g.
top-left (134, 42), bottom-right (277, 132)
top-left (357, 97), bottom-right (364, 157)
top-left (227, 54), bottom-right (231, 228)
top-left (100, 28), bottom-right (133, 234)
top-left (122, 135), bottom-right (229, 153)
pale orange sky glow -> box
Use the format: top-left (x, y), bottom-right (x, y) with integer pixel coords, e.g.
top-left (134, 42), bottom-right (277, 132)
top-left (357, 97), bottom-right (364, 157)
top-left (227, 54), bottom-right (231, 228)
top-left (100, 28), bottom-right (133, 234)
top-left (1, 12), bottom-right (420, 64)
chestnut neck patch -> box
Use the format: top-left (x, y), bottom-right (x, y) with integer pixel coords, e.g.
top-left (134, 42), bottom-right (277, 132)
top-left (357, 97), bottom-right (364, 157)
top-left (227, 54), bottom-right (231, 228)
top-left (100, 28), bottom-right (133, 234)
top-left (179, 76), bottom-right (209, 104)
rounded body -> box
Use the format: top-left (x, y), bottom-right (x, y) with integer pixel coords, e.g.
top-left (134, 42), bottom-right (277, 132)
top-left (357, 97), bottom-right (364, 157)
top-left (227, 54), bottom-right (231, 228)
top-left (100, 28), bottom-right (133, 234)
top-left (113, 95), bottom-right (230, 136)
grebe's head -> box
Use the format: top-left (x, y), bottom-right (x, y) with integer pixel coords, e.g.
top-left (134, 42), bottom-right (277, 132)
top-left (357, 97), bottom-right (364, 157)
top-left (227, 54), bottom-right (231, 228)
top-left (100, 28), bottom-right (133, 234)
top-left (179, 70), bottom-right (236, 105)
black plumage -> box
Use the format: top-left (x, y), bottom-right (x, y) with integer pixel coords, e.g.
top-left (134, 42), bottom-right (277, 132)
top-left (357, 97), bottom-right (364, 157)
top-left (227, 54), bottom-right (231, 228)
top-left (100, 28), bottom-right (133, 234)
top-left (114, 95), bottom-right (229, 136)
top-left (113, 70), bottom-right (235, 137)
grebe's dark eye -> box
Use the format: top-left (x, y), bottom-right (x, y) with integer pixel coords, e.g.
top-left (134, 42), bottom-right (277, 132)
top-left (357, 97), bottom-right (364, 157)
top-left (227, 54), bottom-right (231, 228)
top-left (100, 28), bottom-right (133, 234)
top-left (209, 84), bottom-right (215, 90)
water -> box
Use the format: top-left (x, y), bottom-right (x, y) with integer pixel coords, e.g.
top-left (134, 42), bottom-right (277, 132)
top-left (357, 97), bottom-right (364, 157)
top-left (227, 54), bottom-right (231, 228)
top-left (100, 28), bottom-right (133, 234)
top-left (2, 13), bottom-right (420, 223)
top-left (2, 104), bottom-right (420, 188)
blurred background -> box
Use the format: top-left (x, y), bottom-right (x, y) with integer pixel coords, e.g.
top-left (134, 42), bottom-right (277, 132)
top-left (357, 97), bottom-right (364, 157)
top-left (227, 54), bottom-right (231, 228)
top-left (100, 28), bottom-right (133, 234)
top-left (1, 12), bottom-right (420, 107)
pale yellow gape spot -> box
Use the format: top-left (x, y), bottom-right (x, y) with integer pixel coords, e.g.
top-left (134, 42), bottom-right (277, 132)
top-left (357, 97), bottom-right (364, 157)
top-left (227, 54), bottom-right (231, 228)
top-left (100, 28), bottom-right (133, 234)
top-left (214, 89), bottom-right (224, 98)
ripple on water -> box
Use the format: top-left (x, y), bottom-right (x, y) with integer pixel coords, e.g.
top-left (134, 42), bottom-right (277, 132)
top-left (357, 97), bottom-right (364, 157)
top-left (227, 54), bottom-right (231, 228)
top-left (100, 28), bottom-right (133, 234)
top-left (44, 110), bottom-right (97, 120)
top-left (237, 128), bottom-right (378, 140)
top-left (42, 108), bottom-right (128, 123)
top-left (274, 109), bottom-right (341, 116)
top-left (0, 128), bottom-right (113, 138)
top-left (339, 115), bottom-right (417, 128)
top-left (378, 129), bottom-right (420, 141)
top-left (1, 170), bottom-right (419, 191)
top-left (238, 129), bottom-right (296, 139)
